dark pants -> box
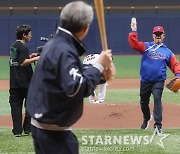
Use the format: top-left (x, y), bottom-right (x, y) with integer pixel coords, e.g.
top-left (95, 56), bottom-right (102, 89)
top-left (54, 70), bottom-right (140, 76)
top-left (31, 125), bottom-right (79, 154)
top-left (140, 81), bottom-right (164, 128)
top-left (9, 88), bottom-right (31, 135)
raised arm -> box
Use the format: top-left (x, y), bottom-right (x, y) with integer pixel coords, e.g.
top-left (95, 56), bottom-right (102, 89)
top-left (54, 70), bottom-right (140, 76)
top-left (128, 18), bottom-right (146, 53)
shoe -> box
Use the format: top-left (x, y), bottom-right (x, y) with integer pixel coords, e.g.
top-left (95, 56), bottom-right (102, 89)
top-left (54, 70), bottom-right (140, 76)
top-left (154, 126), bottom-right (162, 134)
top-left (14, 134), bottom-right (22, 137)
top-left (98, 100), bottom-right (104, 104)
top-left (95, 100), bottom-right (99, 104)
top-left (95, 100), bottom-right (104, 104)
top-left (24, 131), bottom-right (31, 136)
top-left (90, 99), bottom-right (96, 103)
top-left (141, 115), bottom-right (152, 129)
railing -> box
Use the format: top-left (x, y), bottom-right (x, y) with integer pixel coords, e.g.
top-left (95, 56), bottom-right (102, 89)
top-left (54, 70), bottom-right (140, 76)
top-left (0, 5), bottom-right (180, 10)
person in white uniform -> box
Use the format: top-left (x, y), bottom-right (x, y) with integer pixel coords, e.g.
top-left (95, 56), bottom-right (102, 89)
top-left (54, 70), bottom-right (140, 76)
top-left (83, 54), bottom-right (107, 103)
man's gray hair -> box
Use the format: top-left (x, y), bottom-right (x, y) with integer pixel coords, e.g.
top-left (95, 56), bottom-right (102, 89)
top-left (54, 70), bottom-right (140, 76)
top-left (60, 1), bottom-right (93, 33)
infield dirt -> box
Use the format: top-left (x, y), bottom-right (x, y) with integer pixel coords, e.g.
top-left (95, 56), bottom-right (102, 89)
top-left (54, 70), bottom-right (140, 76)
top-left (0, 79), bottom-right (180, 129)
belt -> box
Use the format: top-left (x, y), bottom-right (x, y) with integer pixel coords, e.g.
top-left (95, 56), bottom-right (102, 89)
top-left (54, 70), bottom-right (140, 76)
top-left (31, 118), bottom-right (72, 131)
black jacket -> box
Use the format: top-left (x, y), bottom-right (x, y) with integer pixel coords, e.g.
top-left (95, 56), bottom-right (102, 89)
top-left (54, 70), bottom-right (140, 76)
top-left (27, 27), bottom-right (102, 127)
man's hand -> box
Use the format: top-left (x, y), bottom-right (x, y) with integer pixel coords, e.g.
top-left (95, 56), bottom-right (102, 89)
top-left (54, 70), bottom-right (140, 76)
top-left (97, 49), bottom-right (112, 68)
top-left (29, 53), bottom-right (39, 58)
top-left (96, 49), bottom-right (116, 81)
top-left (102, 63), bottom-right (116, 81)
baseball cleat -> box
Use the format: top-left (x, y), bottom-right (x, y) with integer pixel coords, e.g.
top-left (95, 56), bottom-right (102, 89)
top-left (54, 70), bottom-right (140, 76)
top-left (24, 131), bottom-right (31, 136)
top-left (95, 100), bottom-right (99, 104)
top-left (141, 115), bottom-right (152, 129)
top-left (95, 100), bottom-right (104, 104)
top-left (154, 126), bottom-right (163, 134)
top-left (14, 134), bottom-right (22, 137)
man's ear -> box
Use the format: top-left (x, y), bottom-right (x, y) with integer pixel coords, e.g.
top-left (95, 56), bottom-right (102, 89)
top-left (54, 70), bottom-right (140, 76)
top-left (22, 33), bottom-right (26, 38)
top-left (83, 24), bottom-right (90, 32)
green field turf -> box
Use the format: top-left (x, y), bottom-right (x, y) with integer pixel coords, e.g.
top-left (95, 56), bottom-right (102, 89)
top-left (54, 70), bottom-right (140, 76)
top-left (1, 89), bottom-right (179, 116)
top-left (0, 55), bottom-right (180, 153)
top-left (1, 55), bottom-right (180, 79)
top-left (0, 127), bottom-right (180, 154)
top-left (0, 57), bottom-right (9, 79)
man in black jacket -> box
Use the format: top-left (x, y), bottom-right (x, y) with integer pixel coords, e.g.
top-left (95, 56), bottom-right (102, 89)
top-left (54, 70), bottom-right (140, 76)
top-left (26, 1), bottom-right (115, 154)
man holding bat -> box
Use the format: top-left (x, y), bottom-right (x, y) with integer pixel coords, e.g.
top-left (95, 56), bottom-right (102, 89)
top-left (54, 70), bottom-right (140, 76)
top-left (26, 1), bottom-right (115, 153)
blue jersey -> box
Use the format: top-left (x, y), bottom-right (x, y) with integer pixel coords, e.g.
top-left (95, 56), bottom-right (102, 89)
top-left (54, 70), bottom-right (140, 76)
top-left (128, 32), bottom-right (180, 83)
top-left (141, 42), bottom-right (171, 82)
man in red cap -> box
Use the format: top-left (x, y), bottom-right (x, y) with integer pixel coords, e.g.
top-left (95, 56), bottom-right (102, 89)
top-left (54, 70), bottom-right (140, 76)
top-left (128, 20), bottom-right (180, 134)
top-left (153, 26), bottom-right (164, 33)
top-left (152, 26), bottom-right (165, 45)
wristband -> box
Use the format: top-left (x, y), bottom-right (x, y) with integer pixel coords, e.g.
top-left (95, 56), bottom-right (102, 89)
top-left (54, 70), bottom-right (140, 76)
top-left (93, 63), bottom-right (104, 73)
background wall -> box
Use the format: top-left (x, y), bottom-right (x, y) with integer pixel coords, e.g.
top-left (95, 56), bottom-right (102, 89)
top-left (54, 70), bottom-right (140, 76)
top-left (0, 0), bottom-right (180, 55)
top-left (1, 0), bottom-right (180, 7)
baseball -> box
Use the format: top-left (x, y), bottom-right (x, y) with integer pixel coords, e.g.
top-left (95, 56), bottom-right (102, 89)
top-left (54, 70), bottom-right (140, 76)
top-left (131, 17), bottom-right (137, 24)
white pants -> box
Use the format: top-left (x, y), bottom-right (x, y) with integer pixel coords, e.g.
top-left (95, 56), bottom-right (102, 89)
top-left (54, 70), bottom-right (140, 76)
top-left (89, 82), bottom-right (107, 103)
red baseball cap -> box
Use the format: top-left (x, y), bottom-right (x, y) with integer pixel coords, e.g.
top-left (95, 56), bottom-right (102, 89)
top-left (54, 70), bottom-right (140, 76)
top-left (153, 26), bottom-right (164, 33)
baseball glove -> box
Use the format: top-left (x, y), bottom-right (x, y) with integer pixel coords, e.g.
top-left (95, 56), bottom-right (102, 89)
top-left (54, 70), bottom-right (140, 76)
top-left (166, 77), bottom-right (180, 93)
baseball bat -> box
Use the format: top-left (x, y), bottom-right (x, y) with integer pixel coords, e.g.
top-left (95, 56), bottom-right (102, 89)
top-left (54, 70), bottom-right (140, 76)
top-left (94, 0), bottom-right (108, 51)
